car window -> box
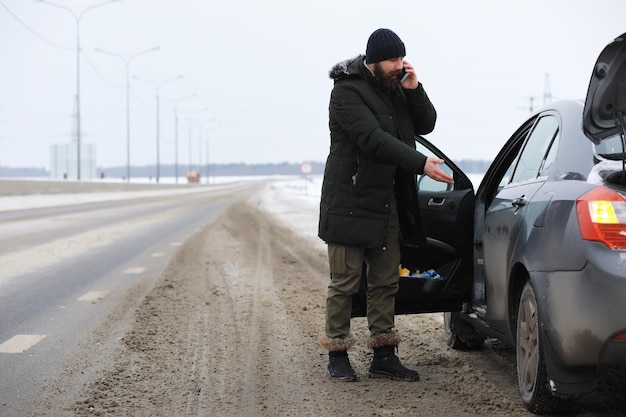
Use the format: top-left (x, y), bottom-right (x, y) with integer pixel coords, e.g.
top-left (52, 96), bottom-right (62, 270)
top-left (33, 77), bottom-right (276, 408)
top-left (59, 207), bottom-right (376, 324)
top-left (595, 133), bottom-right (626, 160)
top-left (539, 129), bottom-right (560, 177)
top-left (498, 163), bottom-right (515, 188)
top-left (510, 116), bottom-right (559, 183)
top-left (415, 142), bottom-right (454, 192)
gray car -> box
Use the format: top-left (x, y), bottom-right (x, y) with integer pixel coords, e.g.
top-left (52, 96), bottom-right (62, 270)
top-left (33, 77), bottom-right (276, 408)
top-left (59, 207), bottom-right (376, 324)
top-left (350, 32), bottom-right (626, 413)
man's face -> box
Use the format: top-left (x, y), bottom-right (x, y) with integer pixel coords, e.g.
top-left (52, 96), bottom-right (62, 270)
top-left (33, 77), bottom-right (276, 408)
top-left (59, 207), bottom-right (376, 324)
top-left (373, 57), bottom-right (405, 90)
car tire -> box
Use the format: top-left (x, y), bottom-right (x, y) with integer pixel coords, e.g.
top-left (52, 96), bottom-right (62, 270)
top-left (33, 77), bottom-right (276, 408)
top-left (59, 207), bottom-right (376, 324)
top-left (516, 281), bottom-right (562, 414)
top-left (443, 311), bottom-right (484, 350)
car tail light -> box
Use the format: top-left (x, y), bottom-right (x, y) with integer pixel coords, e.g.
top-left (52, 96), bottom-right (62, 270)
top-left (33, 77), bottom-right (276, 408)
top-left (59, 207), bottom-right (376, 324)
top-left (614, 332), bottom-right (626, 340)
top-left (576, 187), bottom-right (626, 249)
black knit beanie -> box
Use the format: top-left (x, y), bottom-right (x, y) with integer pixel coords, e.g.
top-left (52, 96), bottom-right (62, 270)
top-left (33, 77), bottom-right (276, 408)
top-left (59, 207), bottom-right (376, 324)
top-left (365, 28), bottom-right (406, 64)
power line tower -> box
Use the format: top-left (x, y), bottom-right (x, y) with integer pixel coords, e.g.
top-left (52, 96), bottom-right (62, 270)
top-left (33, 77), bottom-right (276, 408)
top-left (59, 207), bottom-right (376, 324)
top-left (543, 73), bottom-right (552, 106)
top-left (50, 94), bottom-right (96, 180)
top-left (525, 73), bottom-right (553, 114)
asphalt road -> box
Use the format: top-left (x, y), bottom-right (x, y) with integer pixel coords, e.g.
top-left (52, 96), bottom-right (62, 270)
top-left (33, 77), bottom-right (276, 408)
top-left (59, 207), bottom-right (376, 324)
top-left (0, 181), bottom-right (261, 415)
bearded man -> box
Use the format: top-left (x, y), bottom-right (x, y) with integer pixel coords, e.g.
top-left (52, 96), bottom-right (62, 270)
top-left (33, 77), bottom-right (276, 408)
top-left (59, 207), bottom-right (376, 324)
top-left (318, 28), bottom-right (454, 381)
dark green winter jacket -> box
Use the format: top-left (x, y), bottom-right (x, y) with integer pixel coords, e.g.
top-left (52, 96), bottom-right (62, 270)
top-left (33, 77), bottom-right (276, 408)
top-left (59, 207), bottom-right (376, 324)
top-left (318, 55), bottom-right (437, 249)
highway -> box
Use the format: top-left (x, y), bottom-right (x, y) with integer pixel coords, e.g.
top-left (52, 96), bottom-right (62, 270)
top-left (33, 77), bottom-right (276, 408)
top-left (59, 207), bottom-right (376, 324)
top-left (0, 181), bottom-right (260, 414)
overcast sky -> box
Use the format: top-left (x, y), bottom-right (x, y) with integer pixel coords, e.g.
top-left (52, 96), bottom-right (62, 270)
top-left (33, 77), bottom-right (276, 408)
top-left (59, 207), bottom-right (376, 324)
top-left (1, 0), bottom-right (625, 170)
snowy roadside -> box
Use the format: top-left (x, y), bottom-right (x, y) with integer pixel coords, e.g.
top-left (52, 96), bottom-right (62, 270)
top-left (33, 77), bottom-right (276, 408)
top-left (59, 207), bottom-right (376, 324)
top-left (255, 173), bottom-right (483, 244)
top-left (254, 176), bottom-right (323, 249)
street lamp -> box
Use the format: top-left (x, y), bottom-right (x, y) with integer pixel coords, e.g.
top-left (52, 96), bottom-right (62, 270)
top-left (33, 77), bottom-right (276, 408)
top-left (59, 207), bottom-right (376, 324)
top-left (37, 0), bottom-right (121, 181)
top-left (201, 123), bottom-right (220, 184)
top-left (94, 46), bottom-right (160, 182)
top-left (182, 108), bottom-right (208, 174)
top-left (133, 75), bottom-right (183, 183)
top-left (163, 94), bottom-right (196, 183)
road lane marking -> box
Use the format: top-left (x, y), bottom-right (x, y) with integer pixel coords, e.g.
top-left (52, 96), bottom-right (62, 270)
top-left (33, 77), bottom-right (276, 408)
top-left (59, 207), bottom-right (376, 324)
top-left (171, 242), bottom-right (182, 246)
top-left (77, 290), bottom-right (110, 302)
top-left (123, 267), bottom-right (145, 274)
top-left (0, 335), bottom-right (46, 353)
top-left (0, 208), bottom-right (190, 284)
top-left (151, 252), bottom-right (166, 258)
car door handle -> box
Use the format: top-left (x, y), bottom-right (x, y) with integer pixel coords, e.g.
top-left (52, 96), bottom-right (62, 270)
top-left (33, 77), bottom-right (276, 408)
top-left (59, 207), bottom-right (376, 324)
top-left (512, 196), bottom-right (527, 208)
top-left (428, 197), bottom-right (445, 207)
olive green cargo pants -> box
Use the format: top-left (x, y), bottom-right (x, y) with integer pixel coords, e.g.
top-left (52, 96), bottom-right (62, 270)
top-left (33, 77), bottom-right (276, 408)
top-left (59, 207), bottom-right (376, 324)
top-left (325, 198), bottom-right (400, 339)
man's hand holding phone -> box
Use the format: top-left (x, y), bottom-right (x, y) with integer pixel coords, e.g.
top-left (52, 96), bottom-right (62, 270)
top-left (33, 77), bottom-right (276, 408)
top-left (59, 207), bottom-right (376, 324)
top-left (399, 60), bottom-right (419, 89)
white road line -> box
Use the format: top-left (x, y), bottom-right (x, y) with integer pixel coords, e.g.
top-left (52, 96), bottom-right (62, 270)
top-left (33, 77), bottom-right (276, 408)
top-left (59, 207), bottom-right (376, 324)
top-left (77, 290), bottom-right (110, 302)
top-left (123, 267), bottom-right (145, 274)
top-left (151, 252), bottom-right (166, 258)
top-left (0, 335), bottom-right (46, 353)
top-left (171, 242), bottom-right (182, 247)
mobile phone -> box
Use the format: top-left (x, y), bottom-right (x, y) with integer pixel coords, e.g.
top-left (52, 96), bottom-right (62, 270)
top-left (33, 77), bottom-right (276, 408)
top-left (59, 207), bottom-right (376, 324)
top-left (400, 68), bottom-right (409, 83)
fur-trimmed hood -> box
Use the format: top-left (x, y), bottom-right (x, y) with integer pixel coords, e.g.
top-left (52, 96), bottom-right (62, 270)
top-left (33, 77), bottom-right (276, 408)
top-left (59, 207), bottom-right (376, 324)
top-left (328, 55), bottom-right (367, 81)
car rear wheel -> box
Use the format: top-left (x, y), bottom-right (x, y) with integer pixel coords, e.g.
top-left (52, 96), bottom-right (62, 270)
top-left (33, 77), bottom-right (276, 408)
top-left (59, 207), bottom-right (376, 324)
top-left (443, 311), bottom-right (484, 350)
top-left (516, 281), bottom-right (561, 414)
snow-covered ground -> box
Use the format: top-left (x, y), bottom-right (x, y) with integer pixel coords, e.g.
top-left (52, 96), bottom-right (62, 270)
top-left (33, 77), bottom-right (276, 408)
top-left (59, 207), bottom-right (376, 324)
top-left (255, 176), bottom-right (325, 248)
top-left (257, 173), bottom-right (483, 246)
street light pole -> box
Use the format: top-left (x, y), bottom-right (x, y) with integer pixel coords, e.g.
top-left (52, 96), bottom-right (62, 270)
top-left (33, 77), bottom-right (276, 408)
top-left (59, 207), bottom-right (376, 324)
top-left (163, 94), bottom-right (196, 183)
top-left (37, 0), bottom-right (121, 181)
top-left (182, 108), bottom-right (208, 174)
top-left (94, 46), bottom-right (160, 182)
top-left (202, 123), bottom-right (220, 184)
top-left (205, 137), bottom-right (209, 184)
top-left (133, 75), bottom-right (183, 183)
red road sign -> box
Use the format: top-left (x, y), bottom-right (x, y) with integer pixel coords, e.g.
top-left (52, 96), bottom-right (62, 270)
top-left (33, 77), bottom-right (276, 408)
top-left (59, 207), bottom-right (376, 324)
top-left (300, 162), bottom-right (312, 175)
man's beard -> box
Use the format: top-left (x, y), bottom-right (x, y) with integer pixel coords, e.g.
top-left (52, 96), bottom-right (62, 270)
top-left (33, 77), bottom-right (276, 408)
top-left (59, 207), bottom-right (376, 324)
top-left (373, 63), bottom-right (402, 91)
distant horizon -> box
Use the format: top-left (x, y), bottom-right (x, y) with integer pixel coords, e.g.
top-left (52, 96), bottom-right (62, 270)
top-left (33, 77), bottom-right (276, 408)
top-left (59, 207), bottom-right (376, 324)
top-left (0, 159), bottom-right (491, 182)
top-left (0, 157), bottom-right (492, 170)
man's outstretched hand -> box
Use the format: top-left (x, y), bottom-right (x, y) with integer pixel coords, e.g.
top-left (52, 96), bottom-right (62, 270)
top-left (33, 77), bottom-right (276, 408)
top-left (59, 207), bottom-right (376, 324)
top-left (424, 157), bottom-right (454, 184)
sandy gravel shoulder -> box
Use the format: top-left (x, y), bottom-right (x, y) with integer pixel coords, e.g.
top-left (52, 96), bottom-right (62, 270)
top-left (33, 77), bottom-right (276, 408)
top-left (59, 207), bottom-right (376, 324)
top-left (33, 193), bottom-right (626, 417)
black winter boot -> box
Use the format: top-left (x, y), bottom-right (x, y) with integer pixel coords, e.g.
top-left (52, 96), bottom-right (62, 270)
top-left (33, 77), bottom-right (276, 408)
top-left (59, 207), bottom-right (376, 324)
top-left (327, 350), bottom-right (357, 382)
top-left (368, 345), bottom-right (420, 381)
